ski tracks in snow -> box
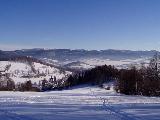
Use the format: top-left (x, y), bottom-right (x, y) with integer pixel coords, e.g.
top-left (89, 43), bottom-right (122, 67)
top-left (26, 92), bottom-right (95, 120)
top-left (89, 88), bottom-right (143, 120)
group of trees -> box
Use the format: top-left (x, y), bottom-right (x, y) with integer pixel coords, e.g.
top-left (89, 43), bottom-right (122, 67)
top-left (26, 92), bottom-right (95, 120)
top-left (41, 76), bottom-right (59, 91)
top-left (0, 76), bottom-right (40, 92)
top-left (117, 54), bottom-right (160, 96)
top-left (0, 78), bottom-right (15, 91)
top-left (16, 80), bottom-right (40, 91)
top-left (65, 65), bottom-right (118, 88)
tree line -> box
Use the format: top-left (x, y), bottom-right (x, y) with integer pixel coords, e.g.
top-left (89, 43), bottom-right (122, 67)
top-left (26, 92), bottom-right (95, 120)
top-left (117, 54), bottom-right (160, 96)
top-left (0, 75), bottom-right (40, 92)
top-left (66, 65), bottom-right (118, 88)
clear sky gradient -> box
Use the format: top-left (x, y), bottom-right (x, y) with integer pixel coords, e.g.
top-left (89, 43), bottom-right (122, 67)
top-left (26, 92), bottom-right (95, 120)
top-left (0, 0), bottom-right (160, 50)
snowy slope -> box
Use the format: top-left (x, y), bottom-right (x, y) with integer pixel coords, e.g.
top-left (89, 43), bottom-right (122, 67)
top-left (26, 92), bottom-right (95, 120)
top-left (0, 85), bottom-right (159, 120)
top-left (0, 61), bottom-right (71, 84)
top-left (81, 58), bottom-right (150, 68)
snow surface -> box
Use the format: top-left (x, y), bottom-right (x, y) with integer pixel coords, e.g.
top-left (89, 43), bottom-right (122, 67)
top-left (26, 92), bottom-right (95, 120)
top-left (0, 85), bottom-right (159, 120)
top-left (69, 62), bottom-right (95, 69)
top-left (77, 58), bottom-right (150, 69)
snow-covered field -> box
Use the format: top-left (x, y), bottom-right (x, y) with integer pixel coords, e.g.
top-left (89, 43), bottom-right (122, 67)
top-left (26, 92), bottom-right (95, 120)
top-left (0, 85), bottom-right (159, 120)
top-left (63, 58), bottom-right (150, 70)
top-left (81, 58), bottom-right (150, 68)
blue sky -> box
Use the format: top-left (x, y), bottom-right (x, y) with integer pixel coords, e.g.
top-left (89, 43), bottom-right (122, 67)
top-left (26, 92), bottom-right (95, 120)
top-left (0, 0), bottom-right (160, 50)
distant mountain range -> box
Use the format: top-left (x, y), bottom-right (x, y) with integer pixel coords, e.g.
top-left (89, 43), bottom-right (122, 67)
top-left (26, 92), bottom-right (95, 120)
top-left (0, 48), bottom-right (157, 60)
top-left (0, 49), bottom-right (157, 70)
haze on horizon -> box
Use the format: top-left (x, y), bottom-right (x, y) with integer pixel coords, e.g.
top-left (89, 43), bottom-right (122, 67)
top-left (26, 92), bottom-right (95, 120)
top-left (1, 0), bottom-right (160, 51)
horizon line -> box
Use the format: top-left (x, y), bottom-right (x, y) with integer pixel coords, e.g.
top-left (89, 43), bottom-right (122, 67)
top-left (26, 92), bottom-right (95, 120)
top-left (0, 48), bottom-right (159, 52)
